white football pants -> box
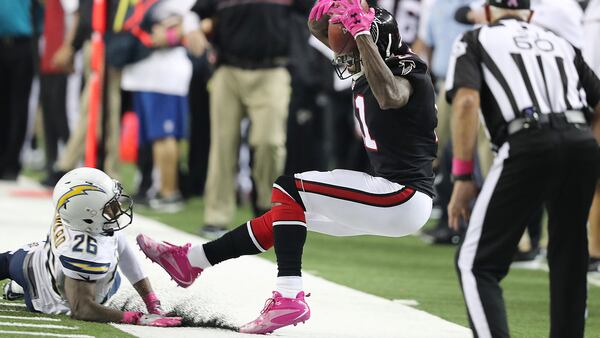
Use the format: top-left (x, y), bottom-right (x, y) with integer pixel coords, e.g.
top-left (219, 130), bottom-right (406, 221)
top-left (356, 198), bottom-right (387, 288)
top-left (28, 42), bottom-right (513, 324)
top-left (294, 169), bottom-right (432, 237)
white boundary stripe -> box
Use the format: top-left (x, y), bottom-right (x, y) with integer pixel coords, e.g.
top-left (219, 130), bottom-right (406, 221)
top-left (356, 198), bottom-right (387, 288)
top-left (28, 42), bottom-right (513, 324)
top-left (0, 331), bottom-right (93, 338)
top-left (0, 322), bottom-right (78, 330)
top-left (272, 221), bottom-right (306, 227)
top-left (0, 302), bottom-right (27, 307)
top-left (457, 143), bottom-right (510, 338)
top-left (246, 221), bottom-right (266, 252)
top-left (0, 315), bottom-right (60, 322)
top-left (0, 309), bottom-right (22, 313)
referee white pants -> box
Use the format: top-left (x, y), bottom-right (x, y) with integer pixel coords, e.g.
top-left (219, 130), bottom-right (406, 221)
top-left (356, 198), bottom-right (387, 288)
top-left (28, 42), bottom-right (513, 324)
top-left (294, 169), bottom-right (432, 237)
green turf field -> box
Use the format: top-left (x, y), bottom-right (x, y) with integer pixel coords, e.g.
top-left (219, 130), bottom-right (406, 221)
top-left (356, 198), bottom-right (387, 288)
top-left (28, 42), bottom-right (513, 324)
top-left (136, 197), bottom-right (600, 338)
top-left (0, 288), bottom-right (132, 338)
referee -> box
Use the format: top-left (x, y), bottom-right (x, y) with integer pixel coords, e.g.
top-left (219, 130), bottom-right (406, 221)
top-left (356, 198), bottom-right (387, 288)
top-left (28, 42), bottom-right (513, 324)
top-left (445, 1), bottom-right (600, 337)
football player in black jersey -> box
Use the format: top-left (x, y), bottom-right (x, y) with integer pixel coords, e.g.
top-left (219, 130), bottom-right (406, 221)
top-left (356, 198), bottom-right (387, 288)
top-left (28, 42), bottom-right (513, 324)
top-left (135, 0), bottom-right (438, 335)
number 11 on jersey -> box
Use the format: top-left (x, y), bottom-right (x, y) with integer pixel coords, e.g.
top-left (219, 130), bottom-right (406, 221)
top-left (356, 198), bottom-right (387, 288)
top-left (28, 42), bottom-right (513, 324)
top-left (355, 95), bottom-right (378, 151)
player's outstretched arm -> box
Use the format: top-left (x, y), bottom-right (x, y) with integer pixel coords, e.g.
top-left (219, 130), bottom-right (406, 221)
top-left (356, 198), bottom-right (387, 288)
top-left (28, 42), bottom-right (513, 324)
top-left (132, 278), bottom-right (165, 315)
top-left (64, 277), bottom-right (182, 326)
top-left (64, 277), bottom-right (126, 323)
top-left (355, 34), bottom-right (413, 110)
top-left (116, 233), bottom-right (165, 315)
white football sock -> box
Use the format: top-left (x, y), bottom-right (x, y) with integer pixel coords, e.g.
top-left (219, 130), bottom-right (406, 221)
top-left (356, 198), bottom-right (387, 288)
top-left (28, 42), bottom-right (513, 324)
top-left (187, 244), bottom-right (212, 269)
top-left (276, 276), bottom-right (303, 298)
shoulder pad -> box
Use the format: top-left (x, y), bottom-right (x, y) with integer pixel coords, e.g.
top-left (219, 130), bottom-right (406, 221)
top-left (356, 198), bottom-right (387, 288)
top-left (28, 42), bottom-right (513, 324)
top-left (385, 54), bottom-right (427, 76)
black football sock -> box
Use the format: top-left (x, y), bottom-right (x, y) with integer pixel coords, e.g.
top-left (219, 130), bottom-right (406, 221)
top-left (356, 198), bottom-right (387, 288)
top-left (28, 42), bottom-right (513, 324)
top-left (274, 225), bottom-right (307, 277)
top-left (202, 223), bottom-right (263, 265)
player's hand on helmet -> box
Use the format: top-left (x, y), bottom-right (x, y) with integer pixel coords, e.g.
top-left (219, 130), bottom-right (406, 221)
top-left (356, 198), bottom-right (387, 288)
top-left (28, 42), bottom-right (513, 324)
top-left (448, 181), bottom-right (477, 232)
top-left (329, 0), bottom-right (375, 38)
top-left (121, 311), bottom-right (183, 327)
top-left (309, 0), bottom-right (336, 21)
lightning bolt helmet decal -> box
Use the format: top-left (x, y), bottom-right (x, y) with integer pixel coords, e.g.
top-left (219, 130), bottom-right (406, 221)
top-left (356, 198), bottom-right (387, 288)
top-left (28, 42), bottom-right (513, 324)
top-left (56, 184), bottom-right (106, 211)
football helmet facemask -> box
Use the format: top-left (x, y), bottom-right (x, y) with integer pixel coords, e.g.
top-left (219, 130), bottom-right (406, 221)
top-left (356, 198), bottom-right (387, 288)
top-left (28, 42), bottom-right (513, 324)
top-left (52, 167), bottom-right (133, 236)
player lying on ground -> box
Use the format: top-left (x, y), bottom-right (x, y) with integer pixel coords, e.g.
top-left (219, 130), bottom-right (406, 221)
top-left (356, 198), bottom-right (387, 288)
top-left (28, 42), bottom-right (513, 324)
top-left (0, 167), bottom-right (181, 327)
top-left (137, 0), bottom-right (437, 334)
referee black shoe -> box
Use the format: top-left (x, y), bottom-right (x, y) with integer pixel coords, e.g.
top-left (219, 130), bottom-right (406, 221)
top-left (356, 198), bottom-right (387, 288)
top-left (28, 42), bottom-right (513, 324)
top-left (421, 225), bottom-right (462, 245)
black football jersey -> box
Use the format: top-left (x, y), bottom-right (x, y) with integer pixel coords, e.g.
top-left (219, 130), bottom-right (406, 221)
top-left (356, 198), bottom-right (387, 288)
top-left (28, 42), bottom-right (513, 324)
top-left (352, 53), bottom-right (438, 197)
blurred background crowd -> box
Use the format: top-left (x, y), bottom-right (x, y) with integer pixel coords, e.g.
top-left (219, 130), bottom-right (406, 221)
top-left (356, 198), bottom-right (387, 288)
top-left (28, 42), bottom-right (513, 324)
top-left (1, 0), bottom-right (599, 271)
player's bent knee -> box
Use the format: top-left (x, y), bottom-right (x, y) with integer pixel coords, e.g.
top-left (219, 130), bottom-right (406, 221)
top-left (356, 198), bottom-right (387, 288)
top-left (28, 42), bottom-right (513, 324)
top-left (272, 176), bottom-right (304, 208)
top-left (271, 176), bottom-right (306, 224)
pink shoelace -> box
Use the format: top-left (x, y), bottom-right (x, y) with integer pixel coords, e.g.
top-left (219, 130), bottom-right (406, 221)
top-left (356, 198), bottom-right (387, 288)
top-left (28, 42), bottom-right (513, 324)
top-left (260, 292), bottom-right (311, 314)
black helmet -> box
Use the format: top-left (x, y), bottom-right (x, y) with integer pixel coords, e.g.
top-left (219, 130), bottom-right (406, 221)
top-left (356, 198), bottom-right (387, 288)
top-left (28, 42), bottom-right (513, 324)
top-left (370, 7), bottom-right (404, 59)
top-left (333, 7), bottom-right (407, 79)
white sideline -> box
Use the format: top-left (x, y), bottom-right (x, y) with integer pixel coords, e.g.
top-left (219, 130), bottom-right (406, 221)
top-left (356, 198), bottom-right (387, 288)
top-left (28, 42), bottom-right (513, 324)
top-left (0, 315), bottom-right (61, 322)
top-left (0, 322), bottom-right (77, 330)
top-left (0, 302), bottom-right (27, 307)
top-left (0, 331), bottom-right (93, 338)
top-left (0, 180), bottom-right (471, 338)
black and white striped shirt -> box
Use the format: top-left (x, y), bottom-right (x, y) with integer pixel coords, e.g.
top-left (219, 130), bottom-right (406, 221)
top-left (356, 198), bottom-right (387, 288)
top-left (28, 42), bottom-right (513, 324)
top-left (445, 17), bottom-right (600, 148)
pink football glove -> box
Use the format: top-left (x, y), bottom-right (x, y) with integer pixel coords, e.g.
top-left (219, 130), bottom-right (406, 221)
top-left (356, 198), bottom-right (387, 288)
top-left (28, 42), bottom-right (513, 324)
top-left (330, 0), bottom-right (375, 38)
top-left (121, 311), bottom-right (183, 327)
top-left (142, 292), bottom-right (164, 315)
top-left (309, 0), bottom-right (336, 21)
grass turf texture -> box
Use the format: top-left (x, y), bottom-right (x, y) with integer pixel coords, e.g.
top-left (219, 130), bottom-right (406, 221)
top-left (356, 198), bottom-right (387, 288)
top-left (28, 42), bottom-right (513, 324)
top-left (135, 198), bottom-right (600, 338)
top-left (0, 282), bottom-right (133, 338)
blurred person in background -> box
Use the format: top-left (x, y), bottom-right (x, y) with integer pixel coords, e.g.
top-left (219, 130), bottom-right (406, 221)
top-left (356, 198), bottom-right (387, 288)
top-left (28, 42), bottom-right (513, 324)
top-left (412, 0), bottom-right (474, 245)
top-left (583, 0), bottom-right (600, 273)
top-left (46, 0), bottom-right (123, 186)
top-left (181, 28), bottom-right (214, 199)
top-left (39, 0), bottom-right (81, 185)
top-left (121, 0), bottom-right (207, 212)
top-left (377, 0), bottom-right (422, 46)
top-left (192, 0), bottom-right (312, 238)
top-left (0, 0), bottom-right (36, 180)
top-left (284, 12), bottom-right (331, 174)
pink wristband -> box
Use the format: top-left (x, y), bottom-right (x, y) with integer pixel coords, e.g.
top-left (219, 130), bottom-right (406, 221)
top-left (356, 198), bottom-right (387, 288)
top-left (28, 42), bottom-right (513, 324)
top-left (121, 311), bottom-right (143, 324)
top-left (143, 292), bottom-right (159, 307)
top-left (166, 28), bottom-right (179, 47)
top-left (452, 158), bottom-right (474, 176)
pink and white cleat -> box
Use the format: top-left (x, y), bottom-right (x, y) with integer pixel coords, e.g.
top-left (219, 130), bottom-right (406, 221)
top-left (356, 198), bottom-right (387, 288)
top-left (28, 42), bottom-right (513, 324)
top-left (239, 291), bottom-right (311, 334)
top-left (136, 234), bottom-right (202, 288)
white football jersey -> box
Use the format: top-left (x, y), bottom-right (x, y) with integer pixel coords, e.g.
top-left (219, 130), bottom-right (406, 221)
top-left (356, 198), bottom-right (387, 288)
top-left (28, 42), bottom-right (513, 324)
top-left (26, 215), bottom-right (120, 314)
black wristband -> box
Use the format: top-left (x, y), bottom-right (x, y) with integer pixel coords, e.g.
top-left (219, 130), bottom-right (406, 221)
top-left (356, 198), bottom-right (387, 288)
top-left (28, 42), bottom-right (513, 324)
top-left (451, 174), bottom-right (473, 182)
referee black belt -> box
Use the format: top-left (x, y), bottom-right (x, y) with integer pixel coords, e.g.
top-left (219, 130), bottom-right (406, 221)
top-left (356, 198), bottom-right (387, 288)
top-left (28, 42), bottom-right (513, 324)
top-left (507, 111), bottom-right (588, 135)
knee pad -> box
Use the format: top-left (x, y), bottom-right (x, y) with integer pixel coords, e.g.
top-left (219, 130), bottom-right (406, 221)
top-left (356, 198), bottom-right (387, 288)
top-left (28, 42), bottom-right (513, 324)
top-left (249, 211), bottom-right (274, 250)
top-left (272, 176), bottom-right (304, 208)
top-left (271, 176), bottom-right (306, 225)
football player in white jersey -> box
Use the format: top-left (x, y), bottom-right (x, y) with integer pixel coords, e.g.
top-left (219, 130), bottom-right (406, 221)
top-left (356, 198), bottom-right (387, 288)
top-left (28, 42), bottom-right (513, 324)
top-left (0, 167), bottom-right (181, 327)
